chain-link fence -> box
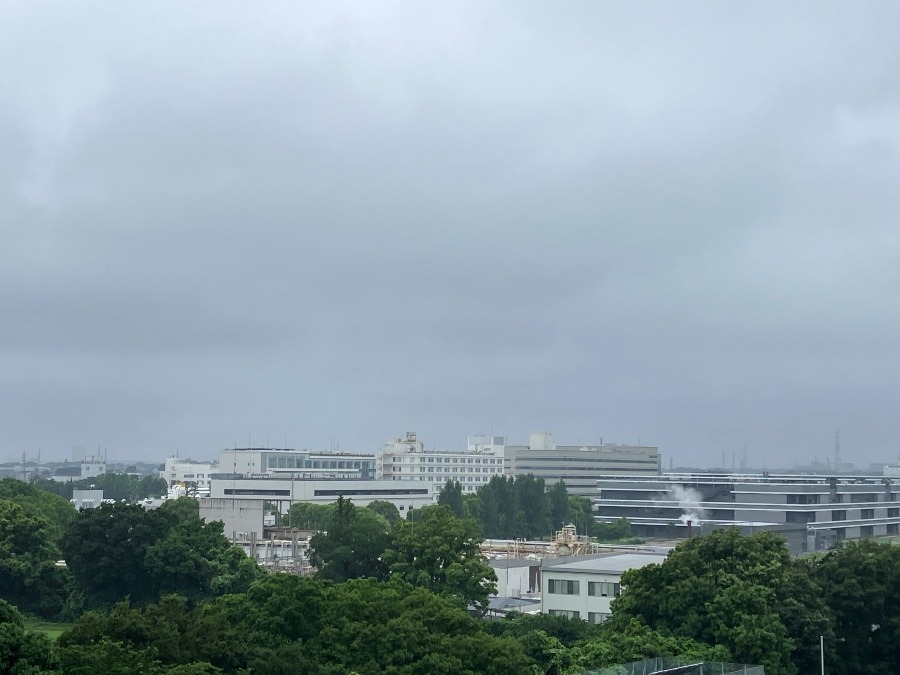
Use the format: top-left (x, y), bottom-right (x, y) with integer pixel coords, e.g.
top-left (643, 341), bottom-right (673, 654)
top-left (582, 658), bottom-right (764, 675)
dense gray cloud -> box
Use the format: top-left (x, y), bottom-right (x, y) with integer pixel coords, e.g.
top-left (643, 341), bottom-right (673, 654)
top-left (3, 2), bottom-right (900, 468)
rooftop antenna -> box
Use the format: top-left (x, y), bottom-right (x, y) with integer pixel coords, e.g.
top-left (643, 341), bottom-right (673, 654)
top-left (834, 430), bottom-right (841, 471)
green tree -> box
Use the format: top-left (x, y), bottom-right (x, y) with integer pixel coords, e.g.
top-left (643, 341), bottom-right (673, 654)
top-left (548, 480), bottom-right (569, 530)
top-left (0, 478), bottom-right (76, 545)
top-left (62, 501), bottom-right (258, 608)
top-left (565, 617), bottom-right (730, 673)
top-left (0, 500), bottom-right (70, 617)
top-left (437, 480), bottom-right (464, 517)
top-left (62, 502), bottom-right (169, 606)
top-left (364, 500), bottom-right (401, 525)
top-left (567, 495), bottom-right (594, 537)
top-left (383, 504), bottom-right (496, 611)
top-left (313, 578), bottom-right (531, 675)
top-left (592, 517), bottom-right (633, 542)
top-left (810, 539), bottom-right (900, 673)
top-left (286, 501), bottom-right (334, 530)
top-left (612, 528), bottom-right (829, 674)
top-left (0, 598), bottom-right (60, 673)
top-left (308, 497), bottom-right (391, 582)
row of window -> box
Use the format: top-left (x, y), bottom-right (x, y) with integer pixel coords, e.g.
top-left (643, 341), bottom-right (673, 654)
top-left (390, 457), bottom-right (501, 465)
top-left (389, 466), bottom-right (500, 474)
top-left (832, 507), bottom-right (900, 521)
top-left (546, 579), bottom-right (621, 597)
top-left (267, 457), bottom-right (373, 470)
top-left (546, 610), bottom-right (611, 624)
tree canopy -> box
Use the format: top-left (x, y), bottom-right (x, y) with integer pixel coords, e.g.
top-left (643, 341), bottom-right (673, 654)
top-left (611, 528), bottom-right (832, 674)
top-left (56, 575), bottom-right (532, 675)
top-left (308, 496), bottom-right (391, 582)
top-left (384, 504), bottom-right (496, 612)
top-left (61, 499), bottom-right (261, 608)
top-left (31, 473), bottom-right (168, 503)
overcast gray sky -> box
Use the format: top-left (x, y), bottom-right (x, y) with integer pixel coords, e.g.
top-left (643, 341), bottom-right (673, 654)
top-left (3, 2), bottom-right (900, 468)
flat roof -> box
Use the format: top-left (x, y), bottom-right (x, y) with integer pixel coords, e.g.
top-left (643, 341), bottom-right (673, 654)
top-left (543, 553), bottom-right (667, 574)
top-left (490, 558), bottom-right (540, 569)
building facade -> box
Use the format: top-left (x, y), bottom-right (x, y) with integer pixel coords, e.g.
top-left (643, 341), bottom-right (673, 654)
top-left (595, 473), bottom-right (900, 551)
top-left (218, 448), bottom-right (376, 480)
top-left (376, 433), bottom-right (506, 493)
top-left (540, 553), bottom-right (666, 623)
top-left (208, 476), bottom-right (434, 514)
top-left (504, 432), bottom-right (661, 496)
top-left (161, 457), bottom-right (216, 495)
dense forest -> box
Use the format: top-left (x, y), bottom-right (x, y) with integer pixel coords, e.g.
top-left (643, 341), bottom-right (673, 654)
top-left (438, 476), bottom-right (637, 542)
top-left (3, 476), bottom-right (900, 673)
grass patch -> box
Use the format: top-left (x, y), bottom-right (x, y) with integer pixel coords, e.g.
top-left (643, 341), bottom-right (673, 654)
top-left (23, 617), bottom-right (73, 641)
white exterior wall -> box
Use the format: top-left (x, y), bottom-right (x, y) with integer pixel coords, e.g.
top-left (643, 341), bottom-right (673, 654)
top-left (208, 477), bottom-right (435, 513)
top-left (81, 462), bottom-right (106, 478)
top-left (218, 449), bottom-right (375, 479)
top-left (199, 498), bottom-right (265, 538)
top-left (541, 570), bottom-right (621, 623)
top-left (376, 432), bottom-right (505, 494)
top-left (162, 458), bottom-right (217, 493)
top-left (492, 564), bottom-right (535, 598)
top-left (219, 450), bottom-right (264, 475)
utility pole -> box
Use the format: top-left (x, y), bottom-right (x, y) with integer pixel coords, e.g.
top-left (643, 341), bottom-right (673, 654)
top-left (834, 431), bottom-right (841, 472)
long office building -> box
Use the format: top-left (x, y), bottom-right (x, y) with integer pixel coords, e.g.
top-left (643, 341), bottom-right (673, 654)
top-left (376, 431), bottom-right (660, 496)
top-left (595, 473), bottom-right (900, 552)
top-left (208, 476), bottom-right (434, 515)
top-left (504, 433), bottom-right (661, 496)
top-left (219, 448), bottom-right (376, 479)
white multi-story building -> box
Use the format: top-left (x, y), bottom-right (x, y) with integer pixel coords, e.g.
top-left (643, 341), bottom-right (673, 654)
top-left (376, 433), bottom-right (506, 493)
top-left (540, 553), bottom-right (666, 623)
top-left (161, 457), bottom-right (217, 495)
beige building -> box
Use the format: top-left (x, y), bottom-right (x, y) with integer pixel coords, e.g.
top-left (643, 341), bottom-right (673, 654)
top-left (505, 432), bottom-right (661, 496)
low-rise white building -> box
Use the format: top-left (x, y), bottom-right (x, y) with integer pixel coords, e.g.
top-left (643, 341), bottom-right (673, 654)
top-left (540, 553), bottom-right (666, 623)
top-left (208, 476), bottom-right (434, 514)
top-left (161, 457), bottom-right (216, 495)
top-left (218, 448), bottom-right (376, 480)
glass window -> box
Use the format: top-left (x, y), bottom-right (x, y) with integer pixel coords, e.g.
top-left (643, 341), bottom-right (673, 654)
top-left (548, 579), bottom-right (580, 595)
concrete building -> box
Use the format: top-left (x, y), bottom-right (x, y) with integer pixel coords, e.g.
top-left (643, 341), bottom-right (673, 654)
top-left (595, 473), bottom-right (900, 552)
top-left (376, 433), bottom-right (505, 493)
top-left (218, 448), bottom-right (376, 480)
top-left (161, 457), bottom-right (216, 495)
top-left (540, 553), bottom-right (666, 623)
top-left (208, 476), bottom-right (434, 515)
top-left (504, 432), bottom-right (661, 496)
top-left (490, 558), bottom-right (541, 598)
top-left (199, 498), bottom-right (266, 539)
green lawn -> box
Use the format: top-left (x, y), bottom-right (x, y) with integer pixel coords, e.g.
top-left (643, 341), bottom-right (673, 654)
top-left (23, 617), bottom-right (73, 641)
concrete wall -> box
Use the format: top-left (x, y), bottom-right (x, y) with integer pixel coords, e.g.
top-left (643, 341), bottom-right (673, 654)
top-left (199, 498), bottom-right (265, 538)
